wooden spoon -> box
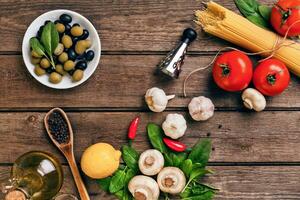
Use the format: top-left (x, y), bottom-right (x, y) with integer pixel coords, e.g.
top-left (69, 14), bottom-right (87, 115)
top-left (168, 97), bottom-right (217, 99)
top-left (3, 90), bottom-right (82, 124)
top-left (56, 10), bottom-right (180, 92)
top-left (44, 108), bottom-right (90, 200)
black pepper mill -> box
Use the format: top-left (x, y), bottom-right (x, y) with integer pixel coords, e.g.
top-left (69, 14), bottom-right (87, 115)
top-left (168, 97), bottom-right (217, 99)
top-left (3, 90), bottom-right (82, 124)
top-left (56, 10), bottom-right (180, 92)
top-left (157, 28), bottom-right (197, 78)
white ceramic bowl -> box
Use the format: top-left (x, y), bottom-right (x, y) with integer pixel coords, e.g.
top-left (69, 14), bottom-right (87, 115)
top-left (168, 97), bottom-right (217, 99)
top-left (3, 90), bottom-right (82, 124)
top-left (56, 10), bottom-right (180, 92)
top-left (22, 10), bottom-right (101, 89)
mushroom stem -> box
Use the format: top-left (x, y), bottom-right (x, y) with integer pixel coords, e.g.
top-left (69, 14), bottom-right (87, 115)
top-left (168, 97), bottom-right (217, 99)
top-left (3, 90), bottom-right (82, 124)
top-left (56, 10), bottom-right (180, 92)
top-left (166, 95), bottom-right (176, 100)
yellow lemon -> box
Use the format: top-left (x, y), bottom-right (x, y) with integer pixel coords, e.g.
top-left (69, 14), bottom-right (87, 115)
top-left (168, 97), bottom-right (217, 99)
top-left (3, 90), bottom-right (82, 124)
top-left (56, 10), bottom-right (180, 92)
top-left (81, 143), bottom-right (121, 179)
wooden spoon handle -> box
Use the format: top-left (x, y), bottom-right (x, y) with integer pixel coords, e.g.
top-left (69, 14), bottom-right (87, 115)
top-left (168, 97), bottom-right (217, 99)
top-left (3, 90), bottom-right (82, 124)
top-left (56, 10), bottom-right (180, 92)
top-left (66, 153), bottom-right (90, 200)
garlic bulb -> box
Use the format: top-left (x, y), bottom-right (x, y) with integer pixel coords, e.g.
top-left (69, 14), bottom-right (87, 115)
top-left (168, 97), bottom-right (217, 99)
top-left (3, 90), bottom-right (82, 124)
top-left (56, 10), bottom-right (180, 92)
top-left (242, 88), bottom-right (266, 112)
top-left (162, 113), bottom-right (187, 139)
top-left (145, 87), bottom-right (175, 112)
top-left (188, 96), bottom-right (214, 121)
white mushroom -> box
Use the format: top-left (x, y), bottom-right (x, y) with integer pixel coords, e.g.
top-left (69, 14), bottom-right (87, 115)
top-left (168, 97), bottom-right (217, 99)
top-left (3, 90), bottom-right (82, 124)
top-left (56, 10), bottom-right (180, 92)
top-left (162, 113), bottom-right (187, 139)
top-left (128, 175), bottom-right (160, 200)
top-left (188, 96), bottom-right (214, 121)
top-left (139, 149), bottom-right (164, 176)
top-left (145, 87), bottom-right (175, 112)
top-left (157, 167), bottom-right (186, 194)
top-left (242, 88), bottom-right (266, 112)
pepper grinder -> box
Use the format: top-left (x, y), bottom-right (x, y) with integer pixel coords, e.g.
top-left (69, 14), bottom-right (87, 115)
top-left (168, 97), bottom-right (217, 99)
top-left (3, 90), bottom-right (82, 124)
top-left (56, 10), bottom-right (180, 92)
top-left (157, 28), bottom-right (197, 79)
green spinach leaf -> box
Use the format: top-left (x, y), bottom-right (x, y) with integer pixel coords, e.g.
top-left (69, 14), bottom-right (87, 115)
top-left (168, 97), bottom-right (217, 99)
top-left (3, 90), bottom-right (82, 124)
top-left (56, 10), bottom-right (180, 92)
top-left (114, 190), bottom-right (123, 200)
top-left (180, 159), bottom-right (193, 178)
top-left (234, 0), bottom-right (271, 28)
top-left (109, 169), bottom-right (126, 193)
top-left (147, 123), bottom-right (168, 153)
top-left (189, 168), bottom-right (212, 183)
top-left (122, 145), bottom-right (139, 172)
top-left (97, 177), bottom-right (111, 192)
top-left (29, 37), bottom-right (45, 57)
top-left (188, 139), bottom-right (211, 167)
top-left (41, 22), bottom-right (59, 55)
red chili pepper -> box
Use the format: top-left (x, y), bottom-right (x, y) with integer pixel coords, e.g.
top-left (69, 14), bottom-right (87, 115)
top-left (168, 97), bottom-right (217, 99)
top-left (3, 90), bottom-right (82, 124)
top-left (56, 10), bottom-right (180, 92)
top-left (163, 138), bottom-right (187, 152)
top-left (128, 116), bottom-right (140, 140)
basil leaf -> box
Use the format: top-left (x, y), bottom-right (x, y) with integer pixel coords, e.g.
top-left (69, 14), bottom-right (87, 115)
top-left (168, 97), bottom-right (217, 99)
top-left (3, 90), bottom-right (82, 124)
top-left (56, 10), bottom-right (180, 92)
top-left (258, 5), bottom-right (272, 21)
top-left (122, 188), bottom-right (133, 200)
top-left (97, 177), bottom-right (111, 192)
top-left (114, 190), bottom-right (124, 200)
top-left (30, 37), bottom-right (45, 57)
top-left (164, 153), bottom-right (173, 166)
top-left (247, 15), bottom-right (269, 28)
top-left (169, 152), bottom-right (187, 167)
top-left (147, 123), bottom-right (168, 153)
top-left (234, 0), bottom-right (259, 17)
top-left (188, 139), bottom-right (211, 167)
top-left (180, 159), bottom-right (193, 177)
top-left (122, 145), bottom-right (139, 172)
top-left (181, 190), bottom-right (215, 200)
top-left (41, 22), bottom-right (59, 56)
top-left (189, 168), bottom-right (211, 182)
top-left (124, 168), bottom-right (136, 185)
top-left (109, 169), bottom-right (126, 193)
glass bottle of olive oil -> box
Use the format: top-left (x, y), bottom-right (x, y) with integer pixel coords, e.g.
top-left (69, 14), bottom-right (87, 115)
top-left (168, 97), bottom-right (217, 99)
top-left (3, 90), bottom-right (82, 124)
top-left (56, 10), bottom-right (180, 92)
top-left (3, 151), bottom-right (63, 200)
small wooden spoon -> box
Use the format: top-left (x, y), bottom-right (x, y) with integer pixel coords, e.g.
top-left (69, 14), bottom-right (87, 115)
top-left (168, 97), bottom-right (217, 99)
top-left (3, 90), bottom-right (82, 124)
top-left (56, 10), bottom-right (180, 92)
top-left (44, 108), bottom-right (90, 200)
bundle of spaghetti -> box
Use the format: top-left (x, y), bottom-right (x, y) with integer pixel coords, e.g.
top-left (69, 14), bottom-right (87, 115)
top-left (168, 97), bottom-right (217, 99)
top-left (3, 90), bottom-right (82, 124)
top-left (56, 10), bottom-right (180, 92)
top-left (195, 1), bottom-right (300, 76)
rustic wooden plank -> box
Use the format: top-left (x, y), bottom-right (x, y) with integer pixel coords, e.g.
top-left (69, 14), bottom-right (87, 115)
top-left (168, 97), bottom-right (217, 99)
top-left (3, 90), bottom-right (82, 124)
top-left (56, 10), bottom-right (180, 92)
top-left (0, 55), bottom-right (298, 109)
top-left (0, 111), bottom-right (300, 163)
top-left (0, 0), bottom-right (274, 52)
top-left (1, 165), bottom-right (299, 199)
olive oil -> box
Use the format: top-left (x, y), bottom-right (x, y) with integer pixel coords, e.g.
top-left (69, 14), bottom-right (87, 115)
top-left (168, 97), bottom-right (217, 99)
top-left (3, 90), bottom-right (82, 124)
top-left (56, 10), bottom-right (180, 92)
top-left (9, 151), bottom-right (63, 200)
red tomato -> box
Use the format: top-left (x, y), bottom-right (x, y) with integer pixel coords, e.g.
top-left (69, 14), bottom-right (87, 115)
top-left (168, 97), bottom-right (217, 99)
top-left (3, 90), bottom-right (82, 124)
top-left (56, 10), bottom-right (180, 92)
top-left (253, 59), bottom-right (290, 96)
top-left (271, 0), bottom-right (300, 36)
top-left (212, 51), bottom-right (253, 92)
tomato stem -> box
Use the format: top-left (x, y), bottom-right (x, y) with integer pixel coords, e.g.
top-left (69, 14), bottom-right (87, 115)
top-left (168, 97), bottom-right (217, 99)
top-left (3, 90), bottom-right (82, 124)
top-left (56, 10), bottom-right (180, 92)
top-left (267, 74), bottom-right (276, 85)
top-left (220, 64), bottom-right (230, 76)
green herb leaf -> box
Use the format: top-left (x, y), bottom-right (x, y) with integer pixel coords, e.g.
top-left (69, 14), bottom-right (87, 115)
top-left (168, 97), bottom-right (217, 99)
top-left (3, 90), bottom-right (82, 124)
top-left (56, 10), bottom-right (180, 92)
top-left (235, 0), bottom-right (271, 28)
top-left (114, 190), bottom-right (124, 200)
top-left (188, 139), bottom-right (211, 167)
top-left (124, 168), bottom-right (136, 185)
top-left (181, 159), bottom-right (193, 177)
top-left (122, 145), bottom-right (139, 172)
top-left (180, 184), bottom-right (215, 200)
top-left (147, 123), bottom-right (168, 153)
top-left (189, 168), bottom-right (212, 182)
top-left (258, 5), bottom-right (272, 21)
top-left (41, 22), bottom-right (59, 56)
top-left (166, 152), bottom-right (187, 167)
top-left (97, 177), bottom-right (111, 192)
top-left (29, 37), bottom-right (46, 57)
top-left (109, 169), bottom-right (126, 193)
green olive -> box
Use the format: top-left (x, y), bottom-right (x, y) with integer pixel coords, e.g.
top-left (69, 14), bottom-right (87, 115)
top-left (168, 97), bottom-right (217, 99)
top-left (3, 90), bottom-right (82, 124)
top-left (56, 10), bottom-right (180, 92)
top-left (71, 26), bottom-right (83, 37)
top-left (84, 39), bottom-right (92, 48)
top-left (75, 40), bottom-right (87, 55)
top-left (64, 60), bottom-right (75, 71)
top-left (49, 72), bottom-right (62, 84)
top-left (55, 64), bottom-right (67, 75)
top-left (72, 69), bottom-right (84, 82)
top-left (31, 57), bottom-right (41, 65)
top-left (31, 50), bottom-right (42, 58)
top-left (34, 65), bottom-right (46, 76)
top-left (40, 58), bottom-right (51, 69)
top-left (58, 52), bottom-right (68, 63)
top-left (55, 23), bottom-right (65, 33)
top-left (62, 35), bottom-right (73, 49)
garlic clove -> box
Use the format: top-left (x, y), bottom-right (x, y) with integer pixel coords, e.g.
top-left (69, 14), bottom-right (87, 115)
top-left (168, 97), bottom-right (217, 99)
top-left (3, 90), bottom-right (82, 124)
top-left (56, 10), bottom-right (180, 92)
top-left (162, 114), bottom-right (187, 139)
top-left (188, 96), bottom-right (214, 121)
top-left (145, 87), bottom-right (175, 113)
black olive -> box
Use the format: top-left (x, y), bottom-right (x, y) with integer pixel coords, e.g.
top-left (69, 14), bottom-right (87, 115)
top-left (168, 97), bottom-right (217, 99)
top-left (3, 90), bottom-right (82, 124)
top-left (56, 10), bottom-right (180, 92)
top-left (72, 23), bottom-right (80, 27)
top-left (76, 52), bottom-right (86, 60)
top-left (46, 67), bottom-right (55, 74)
top-left (80, 29), bottom-right (89, 40)
top-left (76, 60), bottom-right (88, 70)
top-left (68, 69), bottom-right (75, 75)
top-left (64, 24), bottom-right (71, 34)
top-left (85, 50), bottom-right (95, 61)
top-left (44, 20), bottom-right (51, 25)
top-left (72, 37), bottom-right (80, 46)
top-left (68, 49), bottom-right (77, 61)
top-left (60, 14), bottom-right (72, 24)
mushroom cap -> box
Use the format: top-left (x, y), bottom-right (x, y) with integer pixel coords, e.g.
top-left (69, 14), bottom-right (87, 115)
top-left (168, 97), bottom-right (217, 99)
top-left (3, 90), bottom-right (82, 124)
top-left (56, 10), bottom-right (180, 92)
top-left (128, 175), bottom-right (160, 200)
top-left (139, 149), bottom-right (164, 176)
top-left (162, 113), bottom-right (187, 139)
top-left (242, 88), bottom-right (266, 112)
top-left (188, 96), bottom-right (214, 121)
top-left (157, 167), bottom-right (186, 194)
top-left (145, 87), bottom-right (168, 112)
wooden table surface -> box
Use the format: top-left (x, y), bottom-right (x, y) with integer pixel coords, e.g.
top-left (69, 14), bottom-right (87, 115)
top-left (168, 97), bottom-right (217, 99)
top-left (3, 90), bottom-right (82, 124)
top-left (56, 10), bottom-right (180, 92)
top-left (1, 0), bottom-right (300, 199)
